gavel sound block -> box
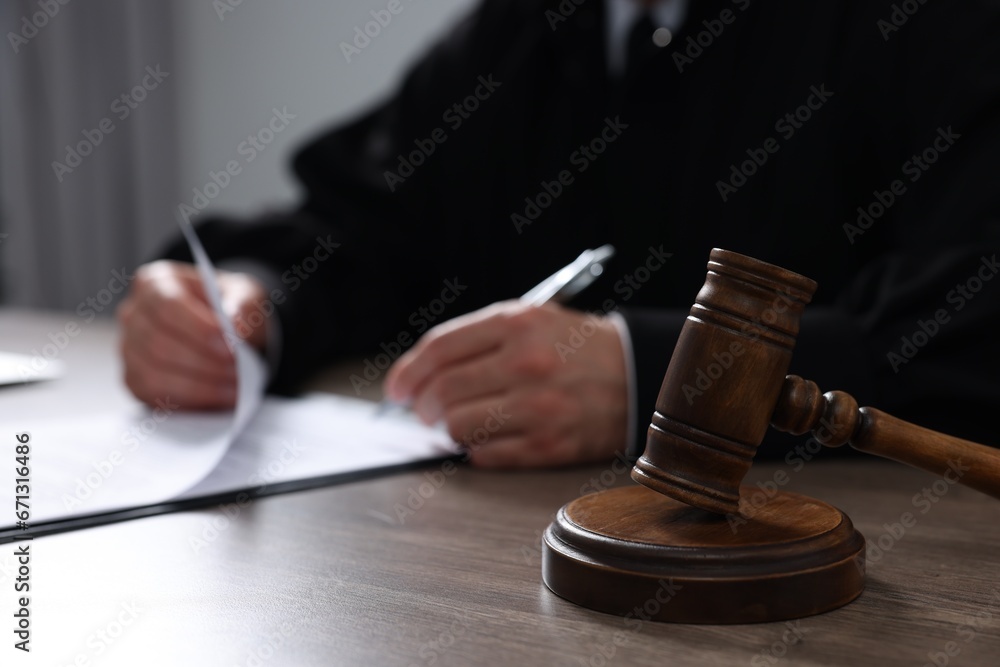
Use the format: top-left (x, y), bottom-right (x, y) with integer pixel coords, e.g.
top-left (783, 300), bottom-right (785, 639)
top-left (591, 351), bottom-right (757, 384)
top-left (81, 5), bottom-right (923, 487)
top-left (542, 249), bottom-right (1000, 624)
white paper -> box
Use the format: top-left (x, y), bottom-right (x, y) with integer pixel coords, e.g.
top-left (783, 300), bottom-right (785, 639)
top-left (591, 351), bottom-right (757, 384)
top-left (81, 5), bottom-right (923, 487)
top-left (174, 211), bottom-right (269, 496)
top-left (4, 409), bottom-right (236, 522)
top-left (180, 393), bottom-right (456, 499)
top-left (0, 394), bottom-right (456, 527)
top-left (0, 220), bottom-right (456, 531)
top-left (0, 351), bottom-right (64, 385)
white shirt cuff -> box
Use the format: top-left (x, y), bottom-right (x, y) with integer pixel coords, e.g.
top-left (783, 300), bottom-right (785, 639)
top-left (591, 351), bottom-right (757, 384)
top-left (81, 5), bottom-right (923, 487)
top-left (607, 310), bottom-right (639, 458)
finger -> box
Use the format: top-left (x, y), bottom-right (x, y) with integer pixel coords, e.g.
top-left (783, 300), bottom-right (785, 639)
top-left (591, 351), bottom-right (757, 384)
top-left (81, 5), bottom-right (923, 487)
top-left (126, 304), bottom-right (236, 382)
top-left (140, 260), bottom-right (214, 307)
top-left (410, 351), bottom-right (509, 424)
top-left (181, 265), bottom-right (271, 353)
top-left (385, 304), bottom-right (516, 401)
top-left (123, 344), bottom-right (236, 410)
top-left (439, 393), bottom-right (526, 446)
top-left (135, 278), bottom-right (232, 361)
top-left (116, 294), bottom-right (136, 327)
top-left (442, 389), bottom-right (585, 463)
top-left (411, 334), bottom-right (566, 423)
top-left (464, 436), bottom-right (572, 469)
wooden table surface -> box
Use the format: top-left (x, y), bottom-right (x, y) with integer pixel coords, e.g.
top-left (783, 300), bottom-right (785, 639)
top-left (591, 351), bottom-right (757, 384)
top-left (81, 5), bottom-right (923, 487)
top-left (1, 310), bottom-right (999, 666)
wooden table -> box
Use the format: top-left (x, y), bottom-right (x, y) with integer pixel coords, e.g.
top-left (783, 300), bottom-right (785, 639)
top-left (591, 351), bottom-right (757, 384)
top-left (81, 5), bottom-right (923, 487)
top-left (1, 310), bottom-right (998, 666)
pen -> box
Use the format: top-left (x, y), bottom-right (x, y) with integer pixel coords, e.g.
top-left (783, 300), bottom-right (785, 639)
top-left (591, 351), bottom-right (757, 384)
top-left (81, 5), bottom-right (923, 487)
top-left (375, 244), bottom-right (616, 417)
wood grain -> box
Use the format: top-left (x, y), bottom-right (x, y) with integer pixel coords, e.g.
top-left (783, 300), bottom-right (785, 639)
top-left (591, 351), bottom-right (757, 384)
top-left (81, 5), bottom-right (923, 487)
top-left (773, 375), bottom-right (1000, 501)
top-left (633, 249), bottom-right (817, 515)
top-left (543, 485), bottom-right (865, 623)
top-left (10, 460), bottom-right (1000, 667)
top-left (2, 311), bottom-right (999, 665)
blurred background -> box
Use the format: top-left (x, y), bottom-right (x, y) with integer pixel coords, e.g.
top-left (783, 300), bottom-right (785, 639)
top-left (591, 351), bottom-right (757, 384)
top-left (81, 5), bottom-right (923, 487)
top-left (0, 0), bottom-right (476, 310)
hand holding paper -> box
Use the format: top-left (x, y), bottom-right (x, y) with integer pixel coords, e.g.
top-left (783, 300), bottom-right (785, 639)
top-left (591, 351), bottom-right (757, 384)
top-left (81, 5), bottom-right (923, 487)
top-left (117, 260), bottom-right (271, 410)
top-left (0, 221), bottom-right (457, 535)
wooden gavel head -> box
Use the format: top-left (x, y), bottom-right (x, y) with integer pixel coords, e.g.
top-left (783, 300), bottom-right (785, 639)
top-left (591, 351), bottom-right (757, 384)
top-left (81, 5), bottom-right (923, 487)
top-left (548, 247), bottom-right (998, 623)
top-left (547, 247), bottom-right (998, 623)
top-left (632, 248), bottom-right (817, 515)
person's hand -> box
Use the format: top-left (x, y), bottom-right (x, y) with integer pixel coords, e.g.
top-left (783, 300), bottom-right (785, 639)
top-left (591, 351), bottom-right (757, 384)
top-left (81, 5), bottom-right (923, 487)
top-left (117, 260), bottom-right (270, 410)
top-left (384, 301), bottom-right (628, 468)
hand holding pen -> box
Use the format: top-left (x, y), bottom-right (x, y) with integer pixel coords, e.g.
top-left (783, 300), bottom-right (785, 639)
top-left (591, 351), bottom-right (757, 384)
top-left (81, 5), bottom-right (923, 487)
top-left (382, 245), bottom-right (630, 468)
top-left (377, 245), bottom-right (614, 415)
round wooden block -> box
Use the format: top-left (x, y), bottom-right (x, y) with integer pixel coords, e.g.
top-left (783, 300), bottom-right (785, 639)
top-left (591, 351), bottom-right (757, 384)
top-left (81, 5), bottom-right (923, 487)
top-left (542, 485), bottom-right (866, 624)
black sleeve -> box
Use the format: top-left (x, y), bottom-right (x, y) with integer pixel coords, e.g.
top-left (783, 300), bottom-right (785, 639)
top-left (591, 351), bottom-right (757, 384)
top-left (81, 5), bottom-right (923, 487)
top-left (160, 0), bottom-right (529, 393)
top-left (621, 0), bottom-right (1000, 458)
top-left (834, 0), bottom-right (1000, 448)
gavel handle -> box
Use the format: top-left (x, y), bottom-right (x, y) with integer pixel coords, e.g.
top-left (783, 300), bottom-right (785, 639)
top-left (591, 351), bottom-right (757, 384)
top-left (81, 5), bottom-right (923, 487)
top-left (772, 376), bottom-right (1000, 501)
top-left (851, 408), bottom-right (1000, 499)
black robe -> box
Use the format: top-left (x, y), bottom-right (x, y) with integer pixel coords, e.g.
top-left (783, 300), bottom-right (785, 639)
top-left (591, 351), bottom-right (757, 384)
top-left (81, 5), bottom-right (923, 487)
top-left (166, 0), bottom-right (1000, 458)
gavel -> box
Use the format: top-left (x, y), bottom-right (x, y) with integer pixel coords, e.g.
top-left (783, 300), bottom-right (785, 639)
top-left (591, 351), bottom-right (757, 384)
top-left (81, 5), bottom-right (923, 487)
top-left (542, 248), bottom-right (999, 624)
top-left (632, 248), bottom-right (1000, 515)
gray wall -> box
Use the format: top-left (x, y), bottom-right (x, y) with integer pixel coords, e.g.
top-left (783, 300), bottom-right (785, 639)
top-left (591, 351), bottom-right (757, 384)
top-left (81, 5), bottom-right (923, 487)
top-left (172, 0), bottom-right (476, 217)
top-left (0, 0), bottom-right (476, 310)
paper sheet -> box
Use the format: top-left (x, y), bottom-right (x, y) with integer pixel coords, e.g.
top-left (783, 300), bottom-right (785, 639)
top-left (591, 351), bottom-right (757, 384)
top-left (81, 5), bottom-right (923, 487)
top-left (173, 212), bottom-right (269, 496)
top-left (0, 218), bottom-right (456, 532)
top-left (180, 393), bottom-right (456, 499)
top-left (0, 393), bottom-right (456, 528)
top-left (4, 409), bottom-right (236, 522)
top-left (0, 351), bottom-right (64, 385)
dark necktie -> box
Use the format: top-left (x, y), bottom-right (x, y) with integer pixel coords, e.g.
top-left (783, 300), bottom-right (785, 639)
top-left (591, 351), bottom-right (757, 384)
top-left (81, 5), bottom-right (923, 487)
top-left (625, 13), bottom-right (660, 79)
